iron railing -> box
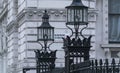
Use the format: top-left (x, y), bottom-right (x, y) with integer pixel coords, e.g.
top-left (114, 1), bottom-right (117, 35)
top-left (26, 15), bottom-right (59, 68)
top-left (70, 59), bottom-right (120, 73)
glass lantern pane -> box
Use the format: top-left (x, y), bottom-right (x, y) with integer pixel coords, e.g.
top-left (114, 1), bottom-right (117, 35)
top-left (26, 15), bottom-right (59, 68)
top-left (44, 29), bottom-right (49, 40)
top-left (52, 29), bottom-right (54, 40)
top-left (46, 29), bottom-right (48, 37)
top-left (67, 9), bottom-right (70, 22)
top-left (71, 9), bottom-right (74, 23)
top-left (40, 29), bottom-right (42, 40)
top-left (43, 29), bottom-right (45, 39)
top-left (44, 34), bottom-right (48, 39)
top-left (84, 9), bottom-right (88, 22)
top-left (50, 29), bottom-right (54, 40)
top-left (82, 9), bottom-right (84, 22)
top-left (75, 9), bottom-right (81, 22)
top-left (41, 29), bottom-right (43, 39)
top-left (67, 9), bottom-right (68, 22)
top-left (50, 29), bottom-right (52, 39)
top-left (48, 29), bottom-right (51, 39)
top-left (74, 9), bottom-right (77, 22)
top-left (80, 9), bottom-right (82, 22)
top-left (48, 29), bottom-right (50, 39)
top-left (76, 9), bottom-right (79, 22)
top-left (39, 29), bottom-right (41, 40)
top-left (70, 9), bottom-right (72, 22)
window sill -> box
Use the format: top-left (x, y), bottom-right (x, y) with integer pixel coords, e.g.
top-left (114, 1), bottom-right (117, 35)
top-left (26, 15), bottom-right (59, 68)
top-left (101, 44), bottom-right (120, 48)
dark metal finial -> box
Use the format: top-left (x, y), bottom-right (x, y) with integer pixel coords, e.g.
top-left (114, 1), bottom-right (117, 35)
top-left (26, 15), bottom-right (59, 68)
top-left (69, 0), bottom-right (87, 7)
top-left (73, 0), bottom-right (82, 2)
top-left (44, 10), bottom-right (47, 13)
top-left (42, 10), bottom-right (49, 19)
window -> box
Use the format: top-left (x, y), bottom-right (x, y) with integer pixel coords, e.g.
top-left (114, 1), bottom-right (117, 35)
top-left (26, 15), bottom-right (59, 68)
top-left (111, 49), bottom-right (120, 58)
top-left (109, 0), bottom-right (120, 43)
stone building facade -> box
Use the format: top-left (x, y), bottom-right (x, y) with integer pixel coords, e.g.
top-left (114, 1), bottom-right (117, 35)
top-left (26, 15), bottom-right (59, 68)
top-left (0, 0), bottom-right (120, 73)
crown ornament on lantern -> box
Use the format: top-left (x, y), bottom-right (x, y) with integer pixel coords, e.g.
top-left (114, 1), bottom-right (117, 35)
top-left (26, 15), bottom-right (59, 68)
top-left (62, 35), bottom-right (92, 47)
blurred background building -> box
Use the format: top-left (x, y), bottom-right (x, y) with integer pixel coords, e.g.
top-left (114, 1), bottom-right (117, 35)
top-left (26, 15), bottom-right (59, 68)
top-left (0, 0), bottom-right (120, 73)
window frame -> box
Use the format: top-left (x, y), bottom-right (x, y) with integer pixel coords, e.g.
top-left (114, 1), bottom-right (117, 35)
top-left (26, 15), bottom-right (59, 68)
top-left (108, 0), bottom-right (120, 43)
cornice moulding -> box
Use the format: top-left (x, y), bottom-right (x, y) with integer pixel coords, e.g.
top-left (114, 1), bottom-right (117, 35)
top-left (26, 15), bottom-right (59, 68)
top-left (17, 8), bottom-right (66, 22)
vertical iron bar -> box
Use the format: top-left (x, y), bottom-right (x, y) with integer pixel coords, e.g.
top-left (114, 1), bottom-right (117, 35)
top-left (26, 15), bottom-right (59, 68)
top-left (99, 59), bottom-right (103, 73)
top-left (95, 60), bottom-right (98, 73)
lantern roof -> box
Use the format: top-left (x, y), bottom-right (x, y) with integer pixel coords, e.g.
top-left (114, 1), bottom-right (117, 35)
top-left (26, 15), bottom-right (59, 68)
top-left (38, 10), bottom-right (54, 28)
top-left (39, 22), bottom-right (54, 28)
top-left (66, 0), bottom-right (88, 8)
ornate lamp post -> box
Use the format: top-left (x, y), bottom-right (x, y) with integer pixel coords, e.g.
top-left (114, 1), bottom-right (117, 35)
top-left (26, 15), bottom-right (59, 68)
top-left (35, 10), bottom-right (56, 73)
top-left (63, 0), bottom-right (92, 73)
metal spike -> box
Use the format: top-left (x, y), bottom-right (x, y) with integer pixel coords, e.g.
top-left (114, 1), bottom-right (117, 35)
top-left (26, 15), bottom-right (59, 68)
top-left (100, 59), bottom-right (103, 66)
top-left (95, 59), bottom-right (98, 66)
top-left (112, 58), bottom-right (115, 64)
top-left (105, 59), bottom-right (108, 65)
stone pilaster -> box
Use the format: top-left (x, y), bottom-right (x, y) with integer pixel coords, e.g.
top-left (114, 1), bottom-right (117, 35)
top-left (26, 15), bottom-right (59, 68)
top-left (7, 22), bottom-right (18, 73)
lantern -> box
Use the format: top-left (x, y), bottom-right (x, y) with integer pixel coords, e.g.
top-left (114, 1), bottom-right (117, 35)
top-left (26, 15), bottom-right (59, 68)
top-left (37, 10), bottom-right (54, 41)
top-left (66, 0), bottom-right (88, 25)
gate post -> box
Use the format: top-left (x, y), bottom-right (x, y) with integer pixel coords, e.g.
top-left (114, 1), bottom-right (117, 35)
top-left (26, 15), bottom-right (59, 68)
top-left (63, 0), bottom-right (91, 73)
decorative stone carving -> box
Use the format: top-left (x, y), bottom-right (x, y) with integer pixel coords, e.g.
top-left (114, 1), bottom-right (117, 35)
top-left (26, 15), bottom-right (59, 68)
top-left (33, 10), bottom-right (37, 14)
top-left (88, 10), bottom-right (98, 22)
top-left (50, 10), bottom-right (55, 14)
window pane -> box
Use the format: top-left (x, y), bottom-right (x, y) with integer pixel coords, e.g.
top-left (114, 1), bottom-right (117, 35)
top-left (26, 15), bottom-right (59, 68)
top-left (109, 0), bottom-right (120, 43)
top-left (111, 51), bottom-right (119, 58)
top-left (109, 15), bottom-right (120, 42)
top-left (109, 0), bottom-right (120, 14)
